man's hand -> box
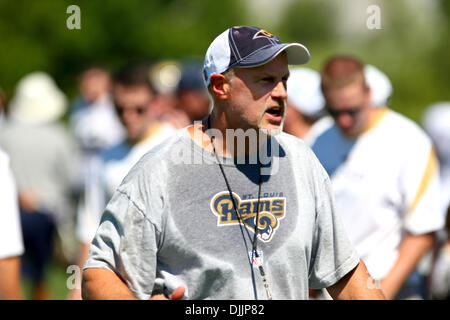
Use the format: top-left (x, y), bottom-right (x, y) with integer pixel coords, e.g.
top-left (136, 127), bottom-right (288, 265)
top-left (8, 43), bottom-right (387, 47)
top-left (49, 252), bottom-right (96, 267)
top-left (149, 286), bottom-right (186, 300)
top-left (380, 232), bottom-right (434, 299)
top-left (83, 268), bottom-right (186, 300)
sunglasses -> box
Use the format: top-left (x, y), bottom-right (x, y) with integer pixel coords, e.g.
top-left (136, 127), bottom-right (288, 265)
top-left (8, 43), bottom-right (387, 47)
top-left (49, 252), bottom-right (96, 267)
top-left (326, 106), bottom-right (362, 119)
top-left (115, 105), bottom-right (148, 116)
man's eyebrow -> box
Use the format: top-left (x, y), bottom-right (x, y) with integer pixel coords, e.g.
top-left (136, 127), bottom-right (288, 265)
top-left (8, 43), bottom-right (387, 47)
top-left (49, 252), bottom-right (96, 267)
top-left (255, 70), bottom-right (290, 79)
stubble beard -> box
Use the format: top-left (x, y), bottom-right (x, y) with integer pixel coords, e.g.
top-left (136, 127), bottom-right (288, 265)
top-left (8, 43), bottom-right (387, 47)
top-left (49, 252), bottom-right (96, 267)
top-left (257, 101), bottom-right (286, 137)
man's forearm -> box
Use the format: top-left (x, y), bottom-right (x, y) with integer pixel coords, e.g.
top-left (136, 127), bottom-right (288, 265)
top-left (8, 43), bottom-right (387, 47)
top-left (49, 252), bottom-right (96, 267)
top-left (0, 256), bottom-right (22, 300)
top-left (381, 232), bottom-right (435, 299)
top-left (82, 268), bottom-right (138, 300)
top-left (327, 260), bottom-right (385, 300)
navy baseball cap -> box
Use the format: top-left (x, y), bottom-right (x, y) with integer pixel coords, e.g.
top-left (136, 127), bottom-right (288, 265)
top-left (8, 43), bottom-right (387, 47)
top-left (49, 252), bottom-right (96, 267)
top-left (203, 26), bottom-right (310, 86)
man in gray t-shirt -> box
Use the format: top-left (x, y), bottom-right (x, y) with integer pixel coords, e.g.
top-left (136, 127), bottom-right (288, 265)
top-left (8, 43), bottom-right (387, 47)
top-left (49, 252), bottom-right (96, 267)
top-left (82, 26), bottom-right (384, 300)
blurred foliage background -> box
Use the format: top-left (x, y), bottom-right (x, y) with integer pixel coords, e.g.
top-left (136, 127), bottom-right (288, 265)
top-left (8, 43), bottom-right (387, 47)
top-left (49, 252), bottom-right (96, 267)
top-left (1, 0), bottom-right (449, 123)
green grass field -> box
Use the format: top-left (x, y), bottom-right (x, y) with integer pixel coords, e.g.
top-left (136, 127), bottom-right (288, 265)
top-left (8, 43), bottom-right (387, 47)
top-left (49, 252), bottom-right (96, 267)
top-left (20, 259), bottom-right (71, 300)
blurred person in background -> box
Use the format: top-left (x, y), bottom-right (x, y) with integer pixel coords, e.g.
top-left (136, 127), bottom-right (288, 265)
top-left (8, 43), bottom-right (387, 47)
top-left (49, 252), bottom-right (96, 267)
top-left (175, 61), bottom-right (211, 123)
top-left (422, 102), bottom-right (450, 299)
top-left (68, 66), bottom-right (126, 269)
top-left (149, 60), bottom-right (191, 129)
top-left (283, 67), bottom-right (328, 145)
top-left (0, 95), bottom-right (24, 300)
top-left (0, 147), bottom-right (24, 300)
top-left (68, 63), bottom-right (175, 299)
top-left (0, 72), bottom-right (80, 299)
top-left (69, 65), bottom-right (125, 154)
top-left (312, 55), bottom-right (444, 299)
top-left (283, 64), bottom-right (391, 146)
top-left (283, 65), bottom-right (392, 300)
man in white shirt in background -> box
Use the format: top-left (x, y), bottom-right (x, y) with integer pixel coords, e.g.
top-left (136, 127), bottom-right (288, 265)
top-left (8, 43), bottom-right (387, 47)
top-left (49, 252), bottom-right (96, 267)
top-left (0, 147), bottom-right (24, 300)
top-left (312, 55), bottom-right (444, 299)
top-left (284, 64), bottom-right (393, 147)
top-left (0, 94), bottom-right (23, 300)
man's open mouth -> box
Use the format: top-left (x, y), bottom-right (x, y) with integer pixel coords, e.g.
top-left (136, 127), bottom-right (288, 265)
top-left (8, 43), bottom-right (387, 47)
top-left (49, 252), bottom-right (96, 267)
top-left (265, 106), bottom-right (284, 120)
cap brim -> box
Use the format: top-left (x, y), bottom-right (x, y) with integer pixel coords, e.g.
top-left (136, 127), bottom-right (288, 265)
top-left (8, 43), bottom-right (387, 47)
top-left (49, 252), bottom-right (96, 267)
top-left (233, 43), bottom-right (310, 68)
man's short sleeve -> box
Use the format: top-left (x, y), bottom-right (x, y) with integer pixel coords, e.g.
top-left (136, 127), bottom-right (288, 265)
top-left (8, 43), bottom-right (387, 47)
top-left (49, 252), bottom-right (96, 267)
top-left (402, 147), bottom-right (444, 235)
top-left (84, 186), bottom-right (160, 300)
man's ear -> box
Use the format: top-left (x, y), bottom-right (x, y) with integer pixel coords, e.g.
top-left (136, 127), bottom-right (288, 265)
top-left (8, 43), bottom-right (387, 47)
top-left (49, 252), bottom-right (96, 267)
top-left (210, 73), bottom-right (230, 100)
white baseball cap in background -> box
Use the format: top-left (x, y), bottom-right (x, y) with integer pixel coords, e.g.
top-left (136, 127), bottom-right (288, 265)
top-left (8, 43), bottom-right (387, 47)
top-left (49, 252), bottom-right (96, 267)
top-left (8, 72), bottom-right (67, 125)
top-left (364, 64), bottom-right (393, 107)
top-left (287, 67), bottom-right (325, 118)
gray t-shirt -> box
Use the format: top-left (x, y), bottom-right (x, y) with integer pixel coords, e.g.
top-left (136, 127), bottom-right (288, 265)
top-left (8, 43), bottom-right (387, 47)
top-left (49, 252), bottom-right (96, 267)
top-left (85, 128), bottom-right (359, 300)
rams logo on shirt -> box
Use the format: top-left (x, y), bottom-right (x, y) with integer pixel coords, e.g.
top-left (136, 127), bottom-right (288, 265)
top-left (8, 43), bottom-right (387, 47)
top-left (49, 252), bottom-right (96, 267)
top-left (210, 191), bottom-right (286, 242)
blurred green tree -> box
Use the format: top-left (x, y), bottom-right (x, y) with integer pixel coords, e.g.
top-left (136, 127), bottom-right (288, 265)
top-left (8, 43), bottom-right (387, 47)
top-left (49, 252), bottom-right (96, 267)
top-left (0, 0), bottom-right (245, 99)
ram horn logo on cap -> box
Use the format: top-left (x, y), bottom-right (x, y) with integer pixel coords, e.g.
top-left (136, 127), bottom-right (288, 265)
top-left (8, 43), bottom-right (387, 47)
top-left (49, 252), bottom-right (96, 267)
top-left (253, 29), bottom-right (276, 39)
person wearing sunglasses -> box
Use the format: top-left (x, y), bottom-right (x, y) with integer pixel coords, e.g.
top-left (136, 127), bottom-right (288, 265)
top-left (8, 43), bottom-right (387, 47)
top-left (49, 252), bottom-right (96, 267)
top-left (312, 55), bottom-right (444, 299)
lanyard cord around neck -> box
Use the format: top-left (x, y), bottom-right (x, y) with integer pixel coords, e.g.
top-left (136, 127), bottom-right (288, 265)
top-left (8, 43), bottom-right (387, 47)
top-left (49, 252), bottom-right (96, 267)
top-left (206, 116), bottom-right (272, 300)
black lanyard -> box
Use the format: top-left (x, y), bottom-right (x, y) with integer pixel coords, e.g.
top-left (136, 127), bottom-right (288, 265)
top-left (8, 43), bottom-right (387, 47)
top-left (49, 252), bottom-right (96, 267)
top-left (207, 117), bottom-right (273, 300)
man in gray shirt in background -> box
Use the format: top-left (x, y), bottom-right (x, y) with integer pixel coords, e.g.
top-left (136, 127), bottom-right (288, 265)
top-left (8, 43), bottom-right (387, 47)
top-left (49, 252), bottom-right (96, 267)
top-left (82, 26), bottom-right (384, 300)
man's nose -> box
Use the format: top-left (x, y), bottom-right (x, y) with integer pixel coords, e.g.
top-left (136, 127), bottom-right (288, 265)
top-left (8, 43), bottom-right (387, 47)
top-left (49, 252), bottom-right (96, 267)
top-left (120, 109), bottom-right (139, 124)
top-left (272, 81), bottom-right (288, 100)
